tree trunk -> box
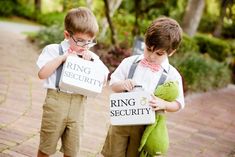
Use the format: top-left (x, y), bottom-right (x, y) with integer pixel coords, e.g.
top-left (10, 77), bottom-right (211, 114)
top-left (132, 0), bottom-right (141, 36)
top-left (100, 0), bottom-right (122, 39)
top-left (103, 0), bottom-right (117, 45)
top-left (213, 0), bottom-right (230, 37)
top-left (34, 0), bottom-right (41, 12)
top-left (182, 0), bottom-right (205, 37)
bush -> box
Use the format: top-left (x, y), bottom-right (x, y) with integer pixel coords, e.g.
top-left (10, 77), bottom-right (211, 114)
top-left (14, 4), bottom-right (35, 20)
top-left (12, 3), bottom-right (65, 26)
top-left (36, 12), bottom-right (65, 26)
top-left (171, 52), bottom-right (231, 93)
top-left (178, 33), bottom-right (199, 54)
top-left (0, 0), bottom-right (14, 16)
top-left (194, 34), bottom-right (231, 62)
top-left (222, 23), bottom-right (235, 39)
top-left (198, 14), bottom-right (217, 33)
top-left (112, 9), bottom-right (136, 47)
top-left (94, 43), bottom-right (131, 74)
top-left (104, 46), bottom-right (131, 71)
top-left (227, 40), bottom-right (235, 83)
top-left (36, 24), bottom-right (64, 47)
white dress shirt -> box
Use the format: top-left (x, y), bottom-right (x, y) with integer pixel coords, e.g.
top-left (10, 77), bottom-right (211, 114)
top-left (110, 54), bottom-right (185, 109)
top-left (36, 39), bottom-right (109, 90)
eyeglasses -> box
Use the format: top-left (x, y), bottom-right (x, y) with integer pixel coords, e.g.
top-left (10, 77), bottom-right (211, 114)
top-left (71, 36), bottom-right (97, 49)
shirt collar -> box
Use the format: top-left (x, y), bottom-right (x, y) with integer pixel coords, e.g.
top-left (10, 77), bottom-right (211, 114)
top-left (60, 39), bottom-right (70, 53)
top-left (138, 54), bottom-right (170, 72)
top-left (161, 57), bottom-right (170, 72)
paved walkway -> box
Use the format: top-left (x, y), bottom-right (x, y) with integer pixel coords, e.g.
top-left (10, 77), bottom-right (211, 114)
top-left (0, 21), bottom-right (235, 157)
top-left (0, 21), bottom-right (41, 34)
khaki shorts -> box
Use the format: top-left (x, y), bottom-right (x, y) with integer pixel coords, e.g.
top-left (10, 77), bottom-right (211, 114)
top-left (101, 125), bottom-right (145, 157)
top-left (39, 89), bottom-right (86, 157)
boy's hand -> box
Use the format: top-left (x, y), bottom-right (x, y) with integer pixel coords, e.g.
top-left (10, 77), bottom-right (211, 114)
top-left (149, 94), bottom-right (167, 111)
top-left (68, 48), bottom-right (93, 61)
top-left (121, 79), bottom-right (136, 92)
top-left (81, 50), bottom-right (93, 61)
top-left (110, 79), bottom-right (136, 92)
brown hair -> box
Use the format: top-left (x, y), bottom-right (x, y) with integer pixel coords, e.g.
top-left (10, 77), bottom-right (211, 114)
top-left (64, 7), bottom-right (99, 37)
top-left (145, 17), bottom-right (182, 55)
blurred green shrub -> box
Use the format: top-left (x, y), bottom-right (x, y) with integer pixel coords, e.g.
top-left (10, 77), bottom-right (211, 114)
top-left (198, 14), bottom-right (217, 33)
top-left (36, 12), bottom-right (65, 26)
top-left (0, 0), bottom-right (14, 16)
top-left (36, 24), bottom-right (64, 47)
top-left (222, 23), bottom-right (235, 39)
top-left (112, 9), bottom-right (135, 47)
top-left (177, 34), bottom-right (199, 54)
top-left (194, 34), bottom-right (231, 62)
top-left (14, 4), bottom-right (35, 20)
top-left (94, 43), bottom-right (132, 74)
top-left (171, 52), bottom-right (231, 92)
top-left (227, 40), bottom-right (235, 83)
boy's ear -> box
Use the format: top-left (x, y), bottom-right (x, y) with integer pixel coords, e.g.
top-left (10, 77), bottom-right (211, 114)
top-left (169, 49), bottom-right (176, 57)
top-left (64, 30), bottom-right (70, 39)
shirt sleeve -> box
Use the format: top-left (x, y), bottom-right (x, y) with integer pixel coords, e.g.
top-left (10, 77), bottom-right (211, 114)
top-left (109, 57), bottom-right (133, 86)
top-left (36, 45), bottom-right (59, 69)
top-left (167, 66), bottom-right (185, 109)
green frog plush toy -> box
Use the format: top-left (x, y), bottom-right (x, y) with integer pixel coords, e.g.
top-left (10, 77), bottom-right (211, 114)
top-left (138, 81), bottom-right (179, 157)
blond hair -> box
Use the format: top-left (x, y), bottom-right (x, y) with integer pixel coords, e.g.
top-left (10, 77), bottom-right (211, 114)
top-left (64, 7), bottom-right (99, 37)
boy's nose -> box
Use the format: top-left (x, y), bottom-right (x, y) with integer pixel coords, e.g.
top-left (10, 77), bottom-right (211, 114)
top-left (148, 54), bottom-right (156, 62)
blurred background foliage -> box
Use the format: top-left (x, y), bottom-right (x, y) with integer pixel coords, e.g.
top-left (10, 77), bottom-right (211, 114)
top-left (0, 0), bottom-right (234, 93)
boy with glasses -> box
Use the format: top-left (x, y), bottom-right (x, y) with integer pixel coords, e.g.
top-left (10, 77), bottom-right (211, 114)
top-left (36, 7), bottom-right (109, 157)
top-left (101, 17), bottom-right (185, 157)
